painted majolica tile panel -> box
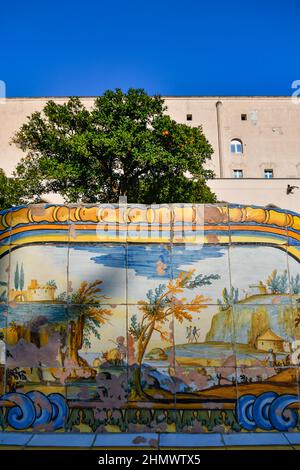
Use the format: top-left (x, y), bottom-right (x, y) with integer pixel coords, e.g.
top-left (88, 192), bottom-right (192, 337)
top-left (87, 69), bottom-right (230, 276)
top-left (172, 244), bottom-right (231, 304)
top-left (236, 366), bottom-right (300, 433)
top-left (232, 303), bottom-right (298, 367)
top-left (229, 245), bottom-right (292, 305)
top-left (288, 245), bottom-right (300, 315)
top-left (0, 245), bottom-right (9, 305)
top-left (127, 244), bottom-right (172, 305)
top-left (65, 304), bottom-right (127, 371)
top-left (0, 203), bottom-right (300, 434)
top-left (68, 244), bottom-right (127, 305)
top-left (8, 245), bottom-right (69, 304)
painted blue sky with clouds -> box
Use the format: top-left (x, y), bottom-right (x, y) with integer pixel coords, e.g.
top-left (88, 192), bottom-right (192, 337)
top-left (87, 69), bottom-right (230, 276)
top-left (74, 244), bottom-right (225, 279)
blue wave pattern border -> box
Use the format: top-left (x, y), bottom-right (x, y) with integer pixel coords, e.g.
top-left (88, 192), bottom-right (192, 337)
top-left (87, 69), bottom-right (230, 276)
top-left (0, 392), bottom-right (68, 430)
top-left (237, 392), bottom-right (300, 431)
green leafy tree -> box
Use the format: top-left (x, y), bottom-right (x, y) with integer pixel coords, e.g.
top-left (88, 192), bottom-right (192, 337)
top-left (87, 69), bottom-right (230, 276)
top-left (12, 89), bottom-right (216, 204)
top-left (0, 169), bottom-right (28, 210)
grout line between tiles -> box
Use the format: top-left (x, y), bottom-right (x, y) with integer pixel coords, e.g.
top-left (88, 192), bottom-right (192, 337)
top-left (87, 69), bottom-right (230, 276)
top-left (220, 433), bottom-right (226, 447)
top-left (24, 433), bottom-right (34, 447)
top-left (91, 433), bottom-right (97, 448)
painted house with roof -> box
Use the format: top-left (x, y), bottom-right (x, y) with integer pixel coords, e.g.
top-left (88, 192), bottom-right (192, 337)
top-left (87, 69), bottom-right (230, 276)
top-left (256, 329), bottom-right (285, 353)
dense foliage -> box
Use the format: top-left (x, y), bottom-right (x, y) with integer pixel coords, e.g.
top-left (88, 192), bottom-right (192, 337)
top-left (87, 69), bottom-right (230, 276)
top-left (12, 88), bottom-right (216, 204)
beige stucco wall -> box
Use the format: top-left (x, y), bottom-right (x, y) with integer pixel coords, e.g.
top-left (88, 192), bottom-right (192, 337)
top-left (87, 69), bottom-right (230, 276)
top-left (208, 178), bottom-right (300, 213)
top-left (0, 96), bottom-right (299, 209)
top-left (0, 98), bottom-right (95, 175)
top-left (164, 97), bottom-right (300, 179)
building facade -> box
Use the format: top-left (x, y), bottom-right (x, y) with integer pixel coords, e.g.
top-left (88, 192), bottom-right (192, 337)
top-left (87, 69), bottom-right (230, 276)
top-left (0, 96), bottom-right (299, 210)
top-left (8, 279), bottom-right (57, 302)
top-left (256, 329), bottom-right (285, 353)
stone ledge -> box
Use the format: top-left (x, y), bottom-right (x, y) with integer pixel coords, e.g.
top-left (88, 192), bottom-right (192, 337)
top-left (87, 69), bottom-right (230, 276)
top-left (0, 432), bottom-right (299, 448)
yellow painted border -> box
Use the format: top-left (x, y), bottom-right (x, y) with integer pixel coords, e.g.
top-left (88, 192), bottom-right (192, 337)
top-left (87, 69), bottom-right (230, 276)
top-left (0, 204), bottom-right (299, 261)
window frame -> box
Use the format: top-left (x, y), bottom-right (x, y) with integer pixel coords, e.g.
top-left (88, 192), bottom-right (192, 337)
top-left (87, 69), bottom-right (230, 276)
top-left (264, 169), bottom-right (274, 179)
top-left (233, 169), bottom-right (244, 179)
top-left (230, 139), bottom-right (243, 154)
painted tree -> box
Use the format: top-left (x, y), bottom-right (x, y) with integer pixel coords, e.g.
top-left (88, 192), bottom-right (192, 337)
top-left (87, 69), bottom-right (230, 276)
top-left (46, 280), bottom-right (57, 289)
top-left (129, 269), bottom-right (219, 399)
top-left (66, 280), bottom-right (112, 369)
top-left (19, 263), bottom-right (24, 291)
top-left (249, 306), bottom-right (270, 348)
top-left (278, 306), bottom-right (294, 339)
top-left (291, 274), bottom-right (300, 294)
top-left (279, 270), bottom-right (288, 293)
top-left (266, 269), bottom-right (288, 294)
top-left (217, 286), bottom-right (239, 310)
top-left (14, 263), bottom-right (19, 291)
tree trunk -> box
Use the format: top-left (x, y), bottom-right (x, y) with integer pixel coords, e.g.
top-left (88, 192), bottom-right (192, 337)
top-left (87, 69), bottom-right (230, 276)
top-left (65, 318), bottom-right (92, 370)
top-left (133, 322), bottom-right (155, 400)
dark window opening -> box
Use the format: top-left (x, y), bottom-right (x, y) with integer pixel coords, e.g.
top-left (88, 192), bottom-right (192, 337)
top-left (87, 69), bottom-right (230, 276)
top-left (241, 114), bottom-right (247, 121)
top-left (186, 114), bottom-right (192, 121)
top-left (264, 169), bottom-right (274, 179)
top-left (233, 169), bottom-right (243, 179)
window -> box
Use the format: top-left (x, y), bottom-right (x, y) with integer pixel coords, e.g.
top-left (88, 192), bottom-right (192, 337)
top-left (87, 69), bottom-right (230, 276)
top-left (233, 169), bottom-right (243, 178)
top-left (230, 139), bottom-right (243, 154)
top-left (241, 114), bottom-right (247, 121)
top-left (264, 169), bottom-right (274, 179)
top-left (186, 114), bottom-right (192, 121)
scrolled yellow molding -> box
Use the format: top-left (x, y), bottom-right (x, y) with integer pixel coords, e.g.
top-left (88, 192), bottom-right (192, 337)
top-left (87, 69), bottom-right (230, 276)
top-left (1, 204), bottom-right (300, 236)
top-left (228, 206), bottom-right (291, 229)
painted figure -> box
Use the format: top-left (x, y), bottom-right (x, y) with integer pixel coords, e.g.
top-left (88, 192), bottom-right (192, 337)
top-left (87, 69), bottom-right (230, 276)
top-left (186, 325), bottom-right (193, 343)
top-left (192, 326), bottom-right (200, 342)
top-left (266, 348), bottom-right (277, 367)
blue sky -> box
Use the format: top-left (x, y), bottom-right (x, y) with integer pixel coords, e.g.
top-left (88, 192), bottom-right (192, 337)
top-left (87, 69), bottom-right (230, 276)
top-left (1, 0), bottom-right (300, 97)
top-left (76, 244), bottom-right (224, 279)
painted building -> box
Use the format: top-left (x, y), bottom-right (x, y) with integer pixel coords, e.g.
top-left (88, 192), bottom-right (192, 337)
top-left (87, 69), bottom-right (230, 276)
top-left (0, 97), bottom-right (300, 210)
top-left (8, 279), bottom-right (57, 302)
top-left (27, 279), bottom-right (56, 301)
top-left (256, 329), bottom-right (285, 353)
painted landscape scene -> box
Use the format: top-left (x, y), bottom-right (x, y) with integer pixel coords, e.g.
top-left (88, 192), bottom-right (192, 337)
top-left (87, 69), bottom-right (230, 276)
top-left (0, 203), bottom-right (300, 433)
top-left (0, 239), bottom-right (300, 433)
